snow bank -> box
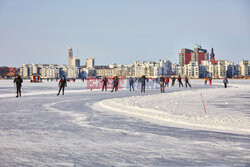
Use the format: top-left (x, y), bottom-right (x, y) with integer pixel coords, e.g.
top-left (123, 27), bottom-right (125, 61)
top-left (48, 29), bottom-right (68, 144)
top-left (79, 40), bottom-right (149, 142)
top-left (96, 81), bottom-right (250, 134)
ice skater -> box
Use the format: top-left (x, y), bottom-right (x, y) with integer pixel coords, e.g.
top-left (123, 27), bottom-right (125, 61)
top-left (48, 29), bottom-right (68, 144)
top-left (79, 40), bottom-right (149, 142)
top-left (223, 77), bottom-right (228, 88)
top-left (141, 75), bottom-right (147, 93)
top-left (204, 77), bottom-right (208, 85)
top-left (171, 76), bottom-right (176, 87)
top-left (165, 75), bottom-right (169, 87)
top-left (13, 75), bottom-right (23, 97)
top-left (184, 76), bottom-right (191, 88)
top-left (209, 77), bottom-right (212, 85)
top-left (57, 76), bottom-right (67, 95)
top-left (177, 75), bottom-right (184, 87)
top-left (129, 77), bottom-right (134, 91)
top-left (159, 75), bottom-right (165, 93)
top-left (101, 76), bottom-right (109, 91)
top-left (111, 76), bottom-right (119, 92)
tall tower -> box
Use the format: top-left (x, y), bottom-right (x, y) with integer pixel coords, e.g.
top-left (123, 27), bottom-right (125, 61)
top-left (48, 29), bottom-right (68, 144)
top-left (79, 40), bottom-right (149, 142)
top-left (210, 48), bottom-right (216, 64)
top-left (68, 48), bottom-right (73, 66)
top-left (210, 48), bottom-right (215, 58)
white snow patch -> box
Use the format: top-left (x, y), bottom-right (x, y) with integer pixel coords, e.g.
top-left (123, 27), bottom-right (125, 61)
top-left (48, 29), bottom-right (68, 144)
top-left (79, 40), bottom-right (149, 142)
top-left (94, 82), bottom-right (250, 134)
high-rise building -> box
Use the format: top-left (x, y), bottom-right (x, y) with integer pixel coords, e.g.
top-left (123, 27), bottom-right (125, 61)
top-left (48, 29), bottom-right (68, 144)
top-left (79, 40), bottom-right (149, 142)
top-left (179, 44), bottom-right (208, 67)
top-left (240, 60), bottom-right (249, 76)
top-left (179, 49), bottom-right (193, 67)
top-left (68, 48), bottom-right (73, 66)
top-left (192, 44), bottom-right (208, 65)
top-left (68, 48), bottom-right (80, 67)
top-left (86, 57), bottom-right (95, 69)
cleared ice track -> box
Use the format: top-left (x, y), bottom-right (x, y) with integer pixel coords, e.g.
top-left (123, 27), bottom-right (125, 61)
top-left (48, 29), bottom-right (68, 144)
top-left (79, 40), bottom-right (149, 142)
top-left (0, 85), bottom-right (249, 166)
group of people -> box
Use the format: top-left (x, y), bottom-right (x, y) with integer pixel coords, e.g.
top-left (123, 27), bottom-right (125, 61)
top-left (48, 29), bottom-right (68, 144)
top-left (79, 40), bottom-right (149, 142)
top-left (204, 77), bottom-right (213, 85)
top-left (100, 75), bottom-right (192, 94)
top-left (12, 74), bottom-right (229, 97)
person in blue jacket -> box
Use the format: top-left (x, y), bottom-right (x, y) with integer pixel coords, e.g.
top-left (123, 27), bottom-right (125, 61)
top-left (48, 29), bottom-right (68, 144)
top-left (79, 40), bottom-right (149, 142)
top-left (129, 77), bottom-right (134, 91)
top-left (111, 76), bottom-right (119, 92)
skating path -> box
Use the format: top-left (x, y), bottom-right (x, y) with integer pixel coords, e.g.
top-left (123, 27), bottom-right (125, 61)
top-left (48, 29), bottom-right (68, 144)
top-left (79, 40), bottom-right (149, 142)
top-left (0, 82), bottom-right (249, 166)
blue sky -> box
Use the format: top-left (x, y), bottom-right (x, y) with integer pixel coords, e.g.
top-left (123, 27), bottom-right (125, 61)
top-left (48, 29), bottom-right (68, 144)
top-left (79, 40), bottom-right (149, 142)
top-left (0, 0), bottom-right (249, 67)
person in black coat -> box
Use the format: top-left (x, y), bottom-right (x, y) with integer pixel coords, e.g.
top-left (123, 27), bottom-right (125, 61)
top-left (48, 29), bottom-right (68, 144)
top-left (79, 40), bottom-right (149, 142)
top-left (159, 75), bottom-right (165, 93)
top-left (223, 77), bottom-right (228, 88)
top-left (184, 76), bottom-right (192, 88)
top-left (13, 75), bottom-right (23, 97)
top-left (141, 75), bottom-right (147, 93)
top-left (171, 76), bottom-right (176, 87)
top-left (57, 76), bottom-right (67, 95)
top-left (101, 76), bottom-right (109, 91)
top-left (177, 75), bottom-right (184, 87)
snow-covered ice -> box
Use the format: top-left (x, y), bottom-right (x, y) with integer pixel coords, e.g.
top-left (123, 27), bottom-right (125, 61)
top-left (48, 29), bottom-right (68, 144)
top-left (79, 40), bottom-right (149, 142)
top-left (0, 79), bottom-right (249, 166)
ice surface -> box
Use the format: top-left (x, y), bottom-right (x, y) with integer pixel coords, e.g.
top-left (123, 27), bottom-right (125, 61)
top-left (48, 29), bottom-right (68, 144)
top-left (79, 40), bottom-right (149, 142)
top-left (0, 79), bottom-right (250, 166)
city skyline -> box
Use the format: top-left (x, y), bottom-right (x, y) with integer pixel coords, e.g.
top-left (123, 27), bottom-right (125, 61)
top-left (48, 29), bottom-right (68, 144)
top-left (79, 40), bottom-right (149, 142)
top-left (0, 0), bottom-right (250, 67)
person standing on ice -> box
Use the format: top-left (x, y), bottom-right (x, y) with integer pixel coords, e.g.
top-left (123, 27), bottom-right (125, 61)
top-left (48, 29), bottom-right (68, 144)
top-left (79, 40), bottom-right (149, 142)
top-left (177, 75), bottom-right (184, 87)
top-left (141, 75), bottom-right (147, 93)
top-left (13, 75), bottom-right (23, 97)
top-left (101, 76), bottom-right (109, 91)
top-left (223, 77), bottom-right (228, 88)
top-left (159, 75), bottom-right (165, 93)
top-left (171, 76), bottom-right (176, 87)
top-left (209, 77), bottom-right (212, 85)
top-left (204, 77), bottom-right (208, 85)
top-left (184, 76), bottom-right (192, 88)
top-left (165, 75), bottom-right (169, 87)
top-left (111, 76), bottom-right (119, 92)
top-left (57, 76), bottom-right (67, 96)
top-left (129, 77), bottom-right (134, 91)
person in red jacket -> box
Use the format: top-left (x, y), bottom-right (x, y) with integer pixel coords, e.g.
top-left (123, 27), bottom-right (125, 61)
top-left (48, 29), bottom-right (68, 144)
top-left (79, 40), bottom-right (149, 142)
top-left (165, 75), bottom-right (169, 87)
top-left (209, 77), bottom-right (212, 85)
top-left (177, 75), bottom-right (184, 87)
top-left (57, 76), bottom-right (67, 95)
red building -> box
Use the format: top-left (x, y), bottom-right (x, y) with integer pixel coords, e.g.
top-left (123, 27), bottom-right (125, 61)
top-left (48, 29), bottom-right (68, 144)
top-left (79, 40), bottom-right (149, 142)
top-left (179, 49), bottom-right (193, 67)
top-left (179, 44), bottom-right (208, 66)
top-left (193, 44), bottom-right (208, 65)
top-left (0, 66), bottom-right (17, 78)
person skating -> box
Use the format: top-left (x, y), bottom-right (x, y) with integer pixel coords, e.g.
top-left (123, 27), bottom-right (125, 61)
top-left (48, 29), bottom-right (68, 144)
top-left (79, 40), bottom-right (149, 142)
top-left (223, 77), bottom-right (228, 88)
top-left (141, 75), bottom-right (147, 93)
top-left (159, 75), bottom-right (165, 93)
top-left (13, 75), bottom-right (23, 97)
top-left (165, 76), bottom-right (169, 87)
top-left (129, 77), bottom-right (134, 91)
top-left (111, 76), bottom-right (119, 92)
top-left (204, 77), bottom-right (208, 85)
top-left (209, 77), bottom-right (212, 85)
top-left (171, 76), bottom-right (176, 87)
top-left (101, 76), bottom-right (109, 91)
top-left (57, 76), bottom-right (67, 95)
top-left (177, 75), bottom-right (184, 87)
top-left (184, 76), bottom-right (192, 88)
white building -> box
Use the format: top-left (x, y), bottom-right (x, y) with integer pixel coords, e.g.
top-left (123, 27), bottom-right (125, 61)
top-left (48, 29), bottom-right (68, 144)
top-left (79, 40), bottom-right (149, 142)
top-left (240, 60), bottom-right (249, 76)
top-left (215, 60), bottom-right (234, 78)
top-left (183, 61), bottom-right (199, 78)
top-left (157, 60), bottom-right (172, 76)
top-left (86, 57), bottom-right (95, 69)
